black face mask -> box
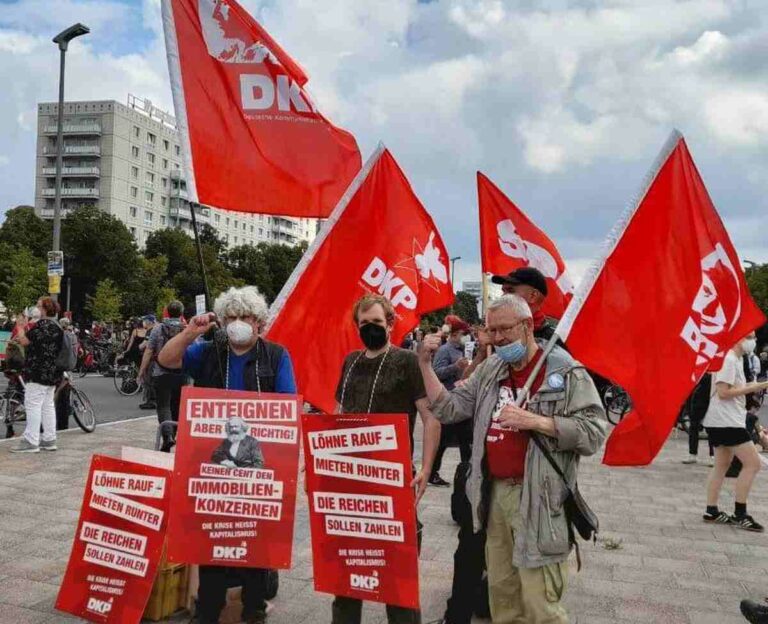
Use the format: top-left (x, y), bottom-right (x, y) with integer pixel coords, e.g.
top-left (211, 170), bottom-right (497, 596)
top-left (359, 323), bottom-right (388, 351)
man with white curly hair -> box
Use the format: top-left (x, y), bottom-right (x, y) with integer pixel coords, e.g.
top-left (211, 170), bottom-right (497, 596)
top-left (159, 285), bottom-right (296, 624)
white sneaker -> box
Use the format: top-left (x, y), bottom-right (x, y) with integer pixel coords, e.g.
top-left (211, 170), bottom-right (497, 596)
top-left (682, 455), bottom-right (698, 464)
top-left (10, 438), bottom-right (39, 453)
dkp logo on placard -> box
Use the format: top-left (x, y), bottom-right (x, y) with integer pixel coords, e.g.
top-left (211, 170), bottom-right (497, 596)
top-left (198, 0), bottom-right (317, 113)
top-left (86, 596), bottom-right (113, 616)
top-left (496, 219), bottom-right (574, 295)
top-left (212, 541), bottom-right (248, 561)
top-left (350, 571), bottom-right (380, 593)
top-left (680, 243), bottom-right (742, 380)
top-left (361, 232), bottom-right (449, 311)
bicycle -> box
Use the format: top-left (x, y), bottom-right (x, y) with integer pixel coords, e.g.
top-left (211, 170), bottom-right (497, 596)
top-left (57, 372), bottom-right (97, 433)
top-left (113, 361), bottom-right (143, 396)
top-left (2, 371), bottom-right (26, 439)
top-left (601, 383), bottom-right (632, 426)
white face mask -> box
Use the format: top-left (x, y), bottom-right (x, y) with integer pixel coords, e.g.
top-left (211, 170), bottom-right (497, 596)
top-left (226, 319), bottom-right (254, 346)
top-left (459, 334), bottom-right (470, 346)
top-left (742, 338), bottom-right (757, 355)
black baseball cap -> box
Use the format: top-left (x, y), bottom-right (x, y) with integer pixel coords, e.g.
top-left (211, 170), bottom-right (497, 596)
top-left (491, 267), bottom-right (548, 296)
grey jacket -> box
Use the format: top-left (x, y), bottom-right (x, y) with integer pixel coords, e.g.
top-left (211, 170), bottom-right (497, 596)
top-left (431, 342), bottom-right (607, 568)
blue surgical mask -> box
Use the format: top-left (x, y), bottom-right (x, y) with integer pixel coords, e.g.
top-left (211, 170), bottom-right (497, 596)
top-left (496, 340), bottom-right (527, 364)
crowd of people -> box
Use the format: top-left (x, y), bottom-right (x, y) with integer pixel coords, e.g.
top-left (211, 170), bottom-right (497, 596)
top-left (4, 266), bottom-right (768, 623)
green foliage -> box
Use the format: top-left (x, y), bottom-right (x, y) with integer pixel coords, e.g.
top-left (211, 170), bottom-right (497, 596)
top-left (0, 206), bottom-right (52, 259)
top-left (745, 263), bottom-right (768, 346)
top-left (86, 278), bottom-right (123, 323)
top-left (0, 245), bottom-right (47, 314)
top-left (454, 291), bottom-right (481, 325)
top-left (224, 241), bottom-right (308, 303)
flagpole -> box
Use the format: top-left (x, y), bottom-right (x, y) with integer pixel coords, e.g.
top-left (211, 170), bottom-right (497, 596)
top-left (265, 143), bottom-right (387, 329)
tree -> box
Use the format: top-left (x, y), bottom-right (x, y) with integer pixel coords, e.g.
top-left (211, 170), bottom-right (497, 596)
top-left (61, 206), bottom-right (140, 319)
top-left (197, 222), bottom-right (227, 259)
top-left (224, 241), bottom-right (308, 303)
top-left (86, 278), bottom-right (123, 323)
top-left (0, 206), bottom-right (52, 260)
top-left (121, 255), bottom-right (173, 319)
top-left (454, 291), bottom-right (481, 325)
top-left (745, 263), bottom-right (768, 347)
top-left (0, 246), bottom-right (47, 314)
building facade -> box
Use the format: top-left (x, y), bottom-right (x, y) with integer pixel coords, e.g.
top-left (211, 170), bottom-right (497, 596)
top-left (34, 95), bottom-right (317, 248)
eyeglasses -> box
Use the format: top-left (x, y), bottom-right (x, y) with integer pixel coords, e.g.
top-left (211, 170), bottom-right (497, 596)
top-left (485, 320), bottom-right (527, 337)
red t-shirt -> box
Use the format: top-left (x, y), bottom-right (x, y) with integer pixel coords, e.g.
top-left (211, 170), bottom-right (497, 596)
top-left (486, 349), bottom-right (546, 480)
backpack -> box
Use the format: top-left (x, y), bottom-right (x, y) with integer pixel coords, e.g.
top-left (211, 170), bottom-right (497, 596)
top-left (153, 322), bottom-right (184, 373)
top-left (55, 326), bottom-right (77, 371)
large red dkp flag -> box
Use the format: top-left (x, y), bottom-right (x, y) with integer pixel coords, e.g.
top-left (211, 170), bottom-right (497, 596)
top-left (266, 146), bottom-right (455, 412)
top-left (557, 131), bottom-right (765, 466)
top-left (302, 413), bottom-right (420, 609)
top-left (478, 172), bottom-right (574, 318)
top-left (56, 455), bottom-right (170, 623)
top-left (166, 387), bottom-right (302, 568)
top-left (161, 0), bottom-right (361, 217)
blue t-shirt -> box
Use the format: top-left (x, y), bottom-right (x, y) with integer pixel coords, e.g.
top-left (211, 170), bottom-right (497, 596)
top-left (182, 340), bottom-right (297, 393)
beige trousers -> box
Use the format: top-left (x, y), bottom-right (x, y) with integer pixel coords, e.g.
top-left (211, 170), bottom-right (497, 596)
top-left (486, 480), bottom-right (569, 624)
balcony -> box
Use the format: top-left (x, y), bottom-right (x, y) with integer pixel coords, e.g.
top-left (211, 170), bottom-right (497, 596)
top-left (42, 187), bottom-right (99, 198)
top-left (169, 205), bottom-right (192, 221)
top-left (43, 144), bottom-right (100, 156)
top-left (44, 123), bottom-right (101, 135)
top-left (42, 166), bottom-right (100, 177)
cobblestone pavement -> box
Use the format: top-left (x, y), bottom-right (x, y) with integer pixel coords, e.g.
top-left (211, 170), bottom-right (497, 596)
top-left (0, 418), bottom-right (765, 623)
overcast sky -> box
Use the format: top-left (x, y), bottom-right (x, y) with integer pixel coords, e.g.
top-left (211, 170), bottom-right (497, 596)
top-left (1, 0), bottom-right (766, 288)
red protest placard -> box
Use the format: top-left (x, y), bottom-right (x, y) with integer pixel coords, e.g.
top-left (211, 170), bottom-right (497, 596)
top-left (167, 386), bottom-right (302, 568)
top-left (55, 455), bottom-right (171, 623)
top-left (302, 413), bottom-right (420, 610)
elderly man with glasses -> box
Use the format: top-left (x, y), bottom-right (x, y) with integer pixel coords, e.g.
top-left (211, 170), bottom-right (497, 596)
top-left (418, 294), bottom-right (606, 624)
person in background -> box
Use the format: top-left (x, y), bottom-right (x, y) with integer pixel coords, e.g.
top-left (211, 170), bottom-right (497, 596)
top-left (429, 314), bottom-right (472, 487)
top-left (11, 297), bottom-right (63, 453)
top-left (139, 301), bottom-right (187, 452)
top-left (138, 315), bottom-right (157, 410)
top-left (491, 267), bottom-right (556, 340)
top-left (331, 293), bottom-right (440, 624)
top-left (702, 332), bottom-right (768, 531)
top-left (682, 374), bottom-right (714, 466)
top-left (159, 286), bottom-right (296, 624)
top-left (55, 317), bottom-right (78, 431)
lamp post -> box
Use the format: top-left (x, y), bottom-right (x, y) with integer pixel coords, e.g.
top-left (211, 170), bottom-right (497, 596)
top-left (450, 256), bottom-right (461, 312)
top-left (50, 23), bottom-right (89, 302)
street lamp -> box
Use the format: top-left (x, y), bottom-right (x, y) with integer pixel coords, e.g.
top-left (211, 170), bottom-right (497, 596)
top-left (744, 259), bottom-right (757, 269)
top-left (450, 256), bottom-right (461, 292)
top-left (50, 23), bottom-right (89, 301)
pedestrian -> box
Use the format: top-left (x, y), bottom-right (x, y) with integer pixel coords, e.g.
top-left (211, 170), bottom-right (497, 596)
top-left (139, 301), bottom-right (187, 452)
top-left (158, 285), bottom-right (296, 624)
top-left (682, 374), bottom-right (714, 466)
top-left (491, 267), bottom-right (556, 340)
top-left (331, 293), bottom-right (441, 624)
top-left (138, 315), bottom-right (157, 410)
top-left (702, 332), bottom-right (768, 531)
top-left (759, 350), bottom-right (768, 379)
top-left (55, 317), bottom-right (78, 431)
top-left (418, 294), bottom-right (606, 624)
top-left (11, 297), bottom-right (64, 453)
top-left (429, 314), bottom-right (472, 487)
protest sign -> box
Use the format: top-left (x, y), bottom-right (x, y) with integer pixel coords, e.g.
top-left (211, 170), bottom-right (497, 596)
top-left (303, 413), bottom-right (419, 609)
top-left (167, 386), bottom-right (302, 568)
top-left (56, 455), bottom-right (170, 623)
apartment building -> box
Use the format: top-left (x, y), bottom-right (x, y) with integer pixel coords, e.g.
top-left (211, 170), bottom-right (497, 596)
top-left (34, 95), bottom-right (316, 248)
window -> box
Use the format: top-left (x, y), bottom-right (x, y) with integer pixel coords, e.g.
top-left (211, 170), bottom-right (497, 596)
top-left (259, 227), bottom-right (263, 235)
top-left (163, 139), bottom-right (169, 151)
top-left (242, 222), bottom-right (246, 231)
top-left (147, 152), bottom-right (156, 165)
top-left (145, 190), bottom-right (153, 203)
top-left (130, 186), bottom-right (138, 198)
top-left (146, 172), bottom-right (155, 186)
top-left (129, 226), bottom-right (137, 238)
top-left (259, 215), bottom-right (263, 222)
top-left (147, 132), bottom-right (156, 146)
top-left (144, 210), bottom-right (153, 225)
top-left (250, 225), bottom-right (254, 233)
top-left (160, 215), bottom-right (166, 226)
top-left (215, 214), bottom-right (220, 224)
top-left (226, 217), bottom-right (230, 226)
top-left (162, 158), bottom-right (168, 170)
top-left (234, 236), bottom-right (238, 244)
top-left (174, 145), bottom-right (180, 156)
top-left (131, 146), bottom-right (139, 159)
top-left (161, 177), bottom-right (168, 189)
top-left (133, 126), bottom-right (140, 138)
top-left (131, 166), bottom-right (138, 179)
top-left (174, 162), bottom-right (180, 169)
top-left (161, 196), bottom-right (167, 207)
top-left (234, 220), bottom-right (239, 229)
top-left (129, 206), bottom-right (137, 218)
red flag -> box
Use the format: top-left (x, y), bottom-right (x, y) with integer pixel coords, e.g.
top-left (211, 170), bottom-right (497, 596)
top-left (162, 0), bottom-right (361, 217)
top-left (266, 146), bottom-right (454, 412)
top-left (478, 172), bottom-right (574, 318)
top-left (557, 131), bottom-right (765, 466)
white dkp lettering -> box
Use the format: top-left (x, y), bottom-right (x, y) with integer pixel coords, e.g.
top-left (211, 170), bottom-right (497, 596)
top-left (362, 258), bottom-right (417, 310)
top-left (87, 596), bottom-right (113, 615)
top-left (240, 74), bottom-right (317, 113)
top-left (212, 544), bottom-right (248, 560)
top-left (679, 244), bottom-right (742, 380)
top-left (350, 572), bottom-right (380, 591)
